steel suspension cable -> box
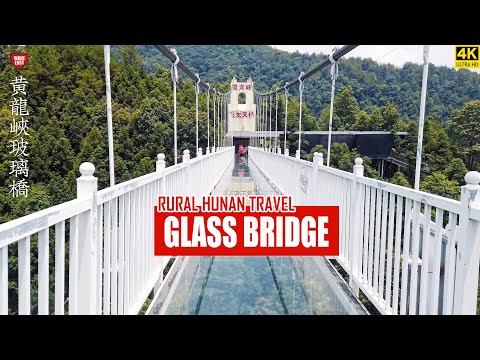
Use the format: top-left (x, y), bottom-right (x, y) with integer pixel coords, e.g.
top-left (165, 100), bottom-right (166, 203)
top-left (263, 96), bottom-right (266, 148)
top-left (270, 45), bottom-right (358, 96)
top-left (284, 83), bottom-right (289, 155)
top-left (213, 90), bottom-right (216, 150)
top-left (206, 83), bottom-right (210, 150)
top-left (171, 49), bottom-right (180, 164)
top-left (269, 93), bottom-right (272, 151)
top-left (327, 49), bottom-right (339, 167)
top-left (258, 95), bottom-right (261, 148)
top-left (297, 72), bottom-right (304, 159)
top-left (217, 92), bottom-right (221, 149)
top-left (224, 94), bottom-right (227, 146)
top-left (256, 94), bottom-right (259, 147)
top-left (195, 73), bottom-right (200, 155)
top-left (275, 91), bottom-right (278, 151)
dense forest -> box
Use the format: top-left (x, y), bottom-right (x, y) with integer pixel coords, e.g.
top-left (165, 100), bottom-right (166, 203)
top-left (137, 45), bottom-right (480, 122)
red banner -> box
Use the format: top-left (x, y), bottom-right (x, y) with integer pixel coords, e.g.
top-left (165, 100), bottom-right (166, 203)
top-left (154, 196), bottom-right (339, 256)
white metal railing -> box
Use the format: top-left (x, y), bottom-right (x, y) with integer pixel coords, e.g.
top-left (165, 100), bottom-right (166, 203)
top-left (249, 147), bottom-right (480, 315)
top-left (0, 146), bottom-right (234, 315)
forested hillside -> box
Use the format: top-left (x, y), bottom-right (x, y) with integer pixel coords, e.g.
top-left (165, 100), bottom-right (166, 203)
top-left (0, 45), bottom-right (217, 225)
top-left (137, 45), bottom-right (480, 122)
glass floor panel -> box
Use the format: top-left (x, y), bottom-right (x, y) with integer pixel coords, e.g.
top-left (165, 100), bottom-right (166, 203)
top-left (147, 154), bottom-right (367, 315)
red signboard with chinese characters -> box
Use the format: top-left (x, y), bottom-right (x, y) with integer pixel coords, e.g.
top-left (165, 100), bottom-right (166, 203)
top-left (231, 111), bottom-right (255, 118)
top-left (232, 84), bottom-right (252, 91)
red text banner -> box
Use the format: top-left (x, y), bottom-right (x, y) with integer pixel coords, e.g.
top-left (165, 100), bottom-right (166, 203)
top-left (154, 196), bottom-right (339, 256)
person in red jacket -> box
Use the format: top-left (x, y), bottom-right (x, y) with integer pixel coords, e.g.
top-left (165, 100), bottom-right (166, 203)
top-left (238, 144), bottom-right (246, 156)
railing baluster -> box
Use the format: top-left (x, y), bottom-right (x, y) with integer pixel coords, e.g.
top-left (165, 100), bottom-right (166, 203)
top-left (38, 228), bottom-right (49, 314)
top-left (430, 208), bottom-right (444, 315)
top-left (418, 204), bottom-right (432, 314)
top-left (408, 201), bottom-right (422, 314)
top-left (103, 201), bottom-right (111, 315)
top-left (124, 192), bottom-right (131, 314)
top-left (130, 190), bottom-right (136, 313)
top-left (96, 205), bottom-right (103, 315)
top-left (443, 212), bottom-right (458, 314)
top-left (400, 198), bottom-right (413, 315)
top-left (362, 186), bottom-right (371, 286)
top-left (379, 191), bottom-right (388, 305)
top-left (385, 192), bottom-right (396, 312)
top-left (0, 245), bottom-right (7, 314)
top-left (18, 236), bottom-right (31, 315)
top-left (373, 189), bottom-right (382, 296)
top-left (135, 188), bottom-right (141, 311)
top-left (55, 221), bottom-right (66, 315)
top-left (118, 194), bottom-right (125, 314)
top-left (392, 195), bottom-right (404, 315)
top-left (69, 216), bottom-right (79, 315)
top-left (367, 188), bottom-right (376, 290)
top-left (111, 198), bottom-right (118, 315)
top-left (141, 185), bottom-right (146, 301)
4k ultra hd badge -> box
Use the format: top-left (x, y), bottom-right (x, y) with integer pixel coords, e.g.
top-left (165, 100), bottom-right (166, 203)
top-left (455, 45), bottom-right (479, 68)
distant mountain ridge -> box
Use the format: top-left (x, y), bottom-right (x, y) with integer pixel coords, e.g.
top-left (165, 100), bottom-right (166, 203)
top-left (136, 45), bottom-right (480, 122)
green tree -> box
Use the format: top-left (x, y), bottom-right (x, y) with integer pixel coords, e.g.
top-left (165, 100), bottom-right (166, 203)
top-left (354, 110), bottom-right (374, 131)
top-left (423, 119), bottom-right (453, 173)
top-left (420, 172), bottom-right (460, 200)
top-left (306, 144), bottom-right (327, 161)
top-left (382, 102), bottom-right (401, 131)
top-left (443, 157), bottom-right (468, 185)
top-left (332, 86), bottom-right (360, 130)
top-left (447, 100), bottom-right (480, 169)
top-left (390, 172), bottom-right (411, 188)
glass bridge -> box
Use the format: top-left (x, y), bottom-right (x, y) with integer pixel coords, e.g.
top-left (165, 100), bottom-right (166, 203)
top-left (148, 154), bottom-right (367, 315)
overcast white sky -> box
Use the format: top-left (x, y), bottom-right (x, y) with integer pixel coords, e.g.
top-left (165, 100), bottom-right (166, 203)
top-left (270, 45), bottom-right (480, 73)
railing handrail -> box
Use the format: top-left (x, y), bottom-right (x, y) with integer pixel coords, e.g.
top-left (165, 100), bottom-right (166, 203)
top-left (249, 147), bottom-right (355, 180)
top-left (97, 147), bottom-right (229, 204)
top-left (250, 147), bottom-right (462, 214)
top-left (0, 147), bottom-right (232, 247)
top-left (0, 198), bottom-right (90, 247)
top-left (358, 176), bottom-right (461, 214)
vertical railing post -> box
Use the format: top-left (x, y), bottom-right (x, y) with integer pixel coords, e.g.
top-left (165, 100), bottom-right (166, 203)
top-left (183, 149), bottom-right (190, 164)
top-left (285, 148), bottom-right (289, 157)
top-left (156, 153), bottom-right (166, 173)
top-left (312, 152), bottom-right (321, 205)
top-left (349, 157), bottom-right (364, 296)
top-left (198, 148), bottom-right (203, 196)
top-left (183, 149), bottom-right (190, 195)
top-left (154, 153), bottom-right (166, 295)
top-left (277, 147), bottom-right (281, 155)
top-left (453, 171), bottom-right (480, 314)
top-left (76, 162), bottom-right (98, 314)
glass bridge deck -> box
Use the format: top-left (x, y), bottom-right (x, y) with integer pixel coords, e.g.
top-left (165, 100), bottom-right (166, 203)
top-left (148, 154), bottom-right (366, 315)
